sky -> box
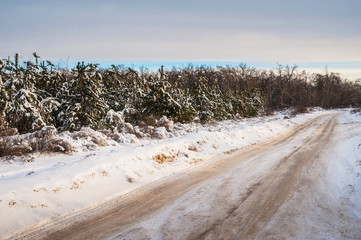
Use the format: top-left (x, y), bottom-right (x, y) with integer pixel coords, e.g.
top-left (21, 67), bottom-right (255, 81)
top-left (0, 0), bottom-right (360, 79)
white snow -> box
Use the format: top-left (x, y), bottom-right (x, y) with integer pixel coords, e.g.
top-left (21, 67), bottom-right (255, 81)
top-left (262, 110), bottom-right (361, 239)
top-left (1, 109), bottom-right (359, 237)
top-left (324, 111), bottom-right (361, 218)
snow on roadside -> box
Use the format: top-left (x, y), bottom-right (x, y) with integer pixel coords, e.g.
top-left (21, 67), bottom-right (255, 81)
top-left (326, 111), bottom-right (361, 219)
top-left (0, 110), bottom-right (330, 236)
top-left (258, 109), bottom-right (361, 240)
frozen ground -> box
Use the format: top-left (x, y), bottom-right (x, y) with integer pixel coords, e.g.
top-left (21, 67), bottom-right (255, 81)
top-left (105, 111), bottom-right (361, 240)
top-left (1, 110), bottom-right (360, 239)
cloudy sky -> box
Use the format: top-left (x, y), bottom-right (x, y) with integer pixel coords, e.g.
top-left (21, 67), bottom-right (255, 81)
top-left (1, 0), bottom-right (360, 78)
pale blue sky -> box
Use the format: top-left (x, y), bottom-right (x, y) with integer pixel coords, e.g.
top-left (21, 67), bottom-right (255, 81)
top-left (1, 0), bottom-right (360, 78)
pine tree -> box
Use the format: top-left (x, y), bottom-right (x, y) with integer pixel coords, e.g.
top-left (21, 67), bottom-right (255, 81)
top-left (117, 68), bottom-right (147, 123)
top-left (34, 60), bottom-right (61, 122)
top-left (171, 87), bottom-right (196, 123)
top-left (102, 65), bottom-right (125, 111)
top-left (57, 62), bottom-right (108, 131)
top-left (6, 60), bottom-right (51, 133)
top-left (0, 59), bottom-right (10, 131)
top-left (190, 75), bottom-right (215, 122)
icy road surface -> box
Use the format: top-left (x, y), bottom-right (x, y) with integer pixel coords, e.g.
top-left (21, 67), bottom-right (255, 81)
top-left (4, 111), bottom-right (361, 239)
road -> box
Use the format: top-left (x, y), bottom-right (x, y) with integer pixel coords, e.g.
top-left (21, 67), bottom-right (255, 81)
top-left (7, 112), bottom-right (361, 239)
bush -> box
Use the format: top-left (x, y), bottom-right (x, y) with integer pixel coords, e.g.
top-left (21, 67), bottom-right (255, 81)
top-left (290, 105), bottom-right (309, 117)
top-left (0, 126), bottom-right (74, 158)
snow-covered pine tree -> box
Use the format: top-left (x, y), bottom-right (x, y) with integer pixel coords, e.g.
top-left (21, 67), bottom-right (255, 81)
top-left (142, 77), bottom-right (179, 119)
top-left (102, 65), bottom-right (125, 112)
top-left (34, 60), bottom-right (60, 123)
top-left (6, 59), bottom-right (51, 133)
top-left (0, 59), bottom-right (10, 131)
top-left (241, 89), bottom-right (265, 117)
top-left (57, 62), bottom-right (108, 131)
top-left (204, 79), bottom-right (230, 120)
top-left (189, 75), bottom-right (216, 122)
top-left (171, 87), bottom-right (196, 123)
top-left (116, 68), bottom-right (147, 123)
top-left (142, 69), bottom-right (196, 123)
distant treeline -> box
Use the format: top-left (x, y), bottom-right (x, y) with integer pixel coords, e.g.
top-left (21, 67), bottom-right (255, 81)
top-left (1, 53), bottom-right (360, 134)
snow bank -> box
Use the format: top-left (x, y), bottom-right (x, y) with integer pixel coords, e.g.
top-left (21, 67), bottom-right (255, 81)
top-left (0, 110), bottom-right (330, 236)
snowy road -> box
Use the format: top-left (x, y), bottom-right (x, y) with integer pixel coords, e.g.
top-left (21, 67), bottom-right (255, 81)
top-left (5, 112), bottom-right (361, 239)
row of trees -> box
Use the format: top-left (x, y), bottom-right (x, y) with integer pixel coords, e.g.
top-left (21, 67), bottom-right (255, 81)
top-left (0, 54), bottom-right (264, 134)
top-left (1, 53), bottom-right (360, 134)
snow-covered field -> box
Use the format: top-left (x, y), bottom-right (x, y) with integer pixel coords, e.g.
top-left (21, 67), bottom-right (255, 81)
top-left (1, 109), bottom-right (360, 238)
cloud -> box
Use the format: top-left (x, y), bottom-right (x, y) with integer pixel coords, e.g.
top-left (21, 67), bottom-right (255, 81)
top-left (1, 0), bottom-right (360, 64)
